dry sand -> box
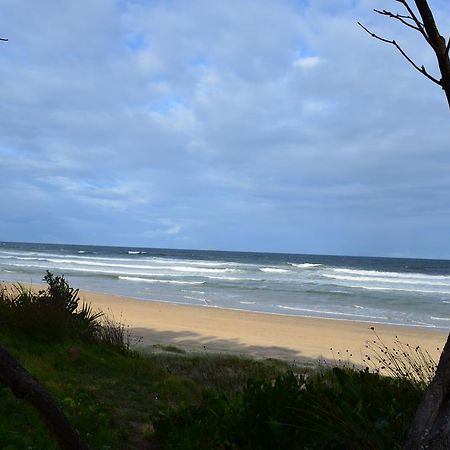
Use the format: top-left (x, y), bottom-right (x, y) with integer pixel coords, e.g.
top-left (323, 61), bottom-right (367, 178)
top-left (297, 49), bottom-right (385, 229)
top-left (79, 290), bottom-right (447, 367)
top-left (3, 282), bottom-right (447, 367)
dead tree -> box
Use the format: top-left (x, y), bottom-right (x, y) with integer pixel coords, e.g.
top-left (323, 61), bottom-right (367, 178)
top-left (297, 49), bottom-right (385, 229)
top-left (359, 0), bottom-right (450, 111)
top-left (360, 1), bottom-right (450, 448)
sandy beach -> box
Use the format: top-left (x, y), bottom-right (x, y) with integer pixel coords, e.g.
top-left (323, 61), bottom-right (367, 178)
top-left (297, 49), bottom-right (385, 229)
top-left (2, 282), bottom-right (447, 366)
top-left (74, 289), bottom-right (447, 367)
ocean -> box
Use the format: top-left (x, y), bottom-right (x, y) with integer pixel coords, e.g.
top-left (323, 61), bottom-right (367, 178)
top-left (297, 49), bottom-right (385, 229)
top-left (0, 241), bottom-right (449, 330)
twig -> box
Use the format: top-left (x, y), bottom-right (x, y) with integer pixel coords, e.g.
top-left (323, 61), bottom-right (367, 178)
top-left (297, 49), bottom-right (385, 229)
top-left (358, 22), bottom-right (441, 85)
top-left (397, 0), bottom-right (430, 43)
top-left (374, 9), bottom-right (421, 32)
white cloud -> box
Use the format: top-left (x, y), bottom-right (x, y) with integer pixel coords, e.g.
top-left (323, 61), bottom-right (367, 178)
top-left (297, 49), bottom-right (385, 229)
top-left (293, 56), bottom-right (321, 69)
top-left (166, 225), bottom-right (181, 235)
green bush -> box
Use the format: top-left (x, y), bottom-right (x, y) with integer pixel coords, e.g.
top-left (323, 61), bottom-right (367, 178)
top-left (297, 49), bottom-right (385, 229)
top-left (0, 271), bottom-right (102, 341)
top-left (154, 368), bottom-right (424, 450)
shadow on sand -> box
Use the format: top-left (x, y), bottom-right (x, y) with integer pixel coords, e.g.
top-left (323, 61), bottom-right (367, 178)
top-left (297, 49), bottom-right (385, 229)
top-left (129, 326), bottom-right (336, 368)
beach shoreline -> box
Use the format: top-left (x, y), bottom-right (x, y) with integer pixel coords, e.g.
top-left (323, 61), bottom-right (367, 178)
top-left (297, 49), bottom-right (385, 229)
top-left (30, 284), bottom-right (450, 366)
top-left (2, 243), bottom-right (450, 330)
top-left (2, 281), bottom-right (447, 365)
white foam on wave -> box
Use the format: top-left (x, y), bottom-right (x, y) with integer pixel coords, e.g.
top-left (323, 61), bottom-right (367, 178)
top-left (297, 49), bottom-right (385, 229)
top-left (276, 304), bottom-right (388, 320)
top-left (206, 275), bottom-right (263, 282)
top-left (118, 276), bottom-right (205, 285)
top-left (169, 266), bottom-right (235, 273)
top-left (0, 251), bottom-right (38, 257)
top-left (206, 276), bottom-right (242, 281)
top-left (46, 259), bottom-right (163, 270)
top-left (155, 259), bottom-right (239, 267)
top-left (50, 259), bottom-right (235, 274)
top-left (333, 267), bottom-right (450, 281)
top-left (289, 263), bottom-right (322, 268)
top-left (7, 260), bottom-right (235, 277)
top-left (430, 316), bottom-right (450, 321)
top-left (127, 251), bottom-right (147, 254)
top-left (260, 267), bottom-right (289, 273)
top-left (8, 263), bottom-right (187, 279)
top-left (0, 251), bottom-right (240, 269)
top-left (1, 253), bottom-right (135, 264)
top-left (239, 301), bottom-right (256, 305)
top-left (323, 273), bottom-right (450, 287)
top-left (183, 295), bottom-right (207, 301)
top-left (0, 255), bottom-right (44, 261)
top-left (347, 284), bottom-right (450, 294)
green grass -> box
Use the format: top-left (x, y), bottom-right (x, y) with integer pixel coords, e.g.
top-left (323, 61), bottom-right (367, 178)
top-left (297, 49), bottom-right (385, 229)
top-left (0, 327), bottom-right (296, 449)
top-left (0, 275), bottom-right (428, 449)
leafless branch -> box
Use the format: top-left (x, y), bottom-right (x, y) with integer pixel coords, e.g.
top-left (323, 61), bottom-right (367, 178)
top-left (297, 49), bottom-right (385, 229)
top-left (358, 22), bottom-right (441, 85)
top-left (0, 38), bottom-right (8, 42)
top-left (397, 0), bottom-right (430, 44)
top-left (374, 9), bottom-right (421, 32)
top-left (446, 38), bottom-right (450, 55)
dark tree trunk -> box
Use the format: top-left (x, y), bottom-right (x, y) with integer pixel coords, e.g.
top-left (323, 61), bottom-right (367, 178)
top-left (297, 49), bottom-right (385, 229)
top-left (405, 334), bottom-right (450, 449)
top-left (0, 343), bottom-right (89, 450)
top-left (413, 0), bottom-right (450, 110)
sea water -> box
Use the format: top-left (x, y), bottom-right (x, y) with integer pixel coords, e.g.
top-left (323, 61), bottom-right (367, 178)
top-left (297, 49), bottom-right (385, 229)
top-left (0, 241), bottom-right (449, 330)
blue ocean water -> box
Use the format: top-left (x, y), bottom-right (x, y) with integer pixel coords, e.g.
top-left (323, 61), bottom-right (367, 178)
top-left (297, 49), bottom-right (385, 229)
top-left (0, 241), bottom-right (449, 330)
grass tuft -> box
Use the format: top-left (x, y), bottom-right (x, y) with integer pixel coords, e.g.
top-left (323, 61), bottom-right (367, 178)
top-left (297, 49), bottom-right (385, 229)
top-left (362, 327), bottom-right (437, 384)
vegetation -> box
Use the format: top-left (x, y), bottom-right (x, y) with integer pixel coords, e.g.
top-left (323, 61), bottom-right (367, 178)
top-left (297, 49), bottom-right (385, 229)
top-left (0, 272), bottom-right (103, 343)
top-left (0, 274), bottom-right (432, 449)
top-left (362, 327), bottom-right (437, 384)
top-left (155, 368), bottom-right (425, 450)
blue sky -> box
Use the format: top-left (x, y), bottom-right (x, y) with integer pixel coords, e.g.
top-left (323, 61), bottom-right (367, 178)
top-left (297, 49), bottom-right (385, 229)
top-left (0, 0), bottom-right (449, 258)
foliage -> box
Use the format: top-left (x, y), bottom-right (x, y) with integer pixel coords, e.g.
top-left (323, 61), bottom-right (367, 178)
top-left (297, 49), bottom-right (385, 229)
top-left (155, 367), bottom-right (425, 450)
top-left (0, 271), bottom-right (103, 341)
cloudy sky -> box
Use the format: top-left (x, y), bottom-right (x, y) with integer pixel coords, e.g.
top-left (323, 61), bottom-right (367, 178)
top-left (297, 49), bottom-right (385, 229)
top-left (0, 0), bottom-right (449, 258)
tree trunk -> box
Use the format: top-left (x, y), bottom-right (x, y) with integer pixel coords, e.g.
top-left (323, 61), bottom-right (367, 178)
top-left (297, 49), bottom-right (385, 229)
top-left (0, 343), bottom-right (90, 450)
top-left (405, 333), bottom-right (450, 449)
top-left (414, 0), bottom-right (450, 111)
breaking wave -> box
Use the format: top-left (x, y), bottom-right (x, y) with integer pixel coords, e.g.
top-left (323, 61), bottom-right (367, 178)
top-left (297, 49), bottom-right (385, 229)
top-left (118, 276), bottom-right (205, 285)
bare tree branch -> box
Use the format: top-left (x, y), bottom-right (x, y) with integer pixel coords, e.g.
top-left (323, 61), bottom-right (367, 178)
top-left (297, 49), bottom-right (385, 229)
top-left (374, 9), bottom-right (421, 33)
top-left (358, 22), bottom-right (441, 85)
top-left (397, 0), bottom-right (431, 43)
top-left (446, 38), bottom-right (450, 55)
top-left (0, 38), bottom-right (8, 41)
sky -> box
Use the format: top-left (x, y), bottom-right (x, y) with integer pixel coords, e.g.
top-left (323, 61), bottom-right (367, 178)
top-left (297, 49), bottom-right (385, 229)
top-left (0, 0), bottom-right (449, 259)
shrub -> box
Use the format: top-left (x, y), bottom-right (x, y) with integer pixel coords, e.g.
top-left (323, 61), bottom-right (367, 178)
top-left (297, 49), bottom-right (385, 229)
top-left (154, 368), bottom-right (424, 450)
top-left (0, 271), bottom-right (102, 341)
